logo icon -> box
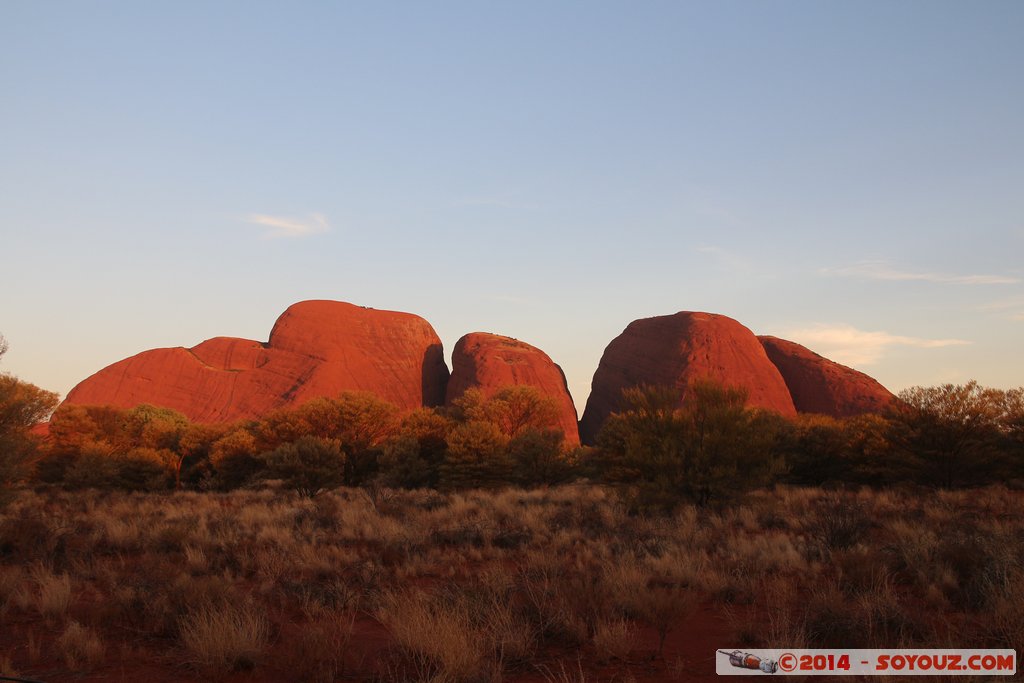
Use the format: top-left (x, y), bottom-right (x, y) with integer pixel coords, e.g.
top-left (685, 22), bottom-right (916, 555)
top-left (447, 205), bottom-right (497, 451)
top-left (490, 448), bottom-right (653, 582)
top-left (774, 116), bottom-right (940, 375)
top-left (719, 650), bottom-right (779, 674)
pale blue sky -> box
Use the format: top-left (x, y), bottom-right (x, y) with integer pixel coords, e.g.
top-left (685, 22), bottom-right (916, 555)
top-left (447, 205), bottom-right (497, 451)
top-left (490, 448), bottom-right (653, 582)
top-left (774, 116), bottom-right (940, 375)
top-left (2, 1), bottom-right (1022, 413)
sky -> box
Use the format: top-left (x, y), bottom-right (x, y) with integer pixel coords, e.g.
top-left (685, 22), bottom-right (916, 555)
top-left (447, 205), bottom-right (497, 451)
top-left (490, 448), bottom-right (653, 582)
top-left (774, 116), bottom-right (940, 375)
top-left (2, 1), bottom-right (1022, 415)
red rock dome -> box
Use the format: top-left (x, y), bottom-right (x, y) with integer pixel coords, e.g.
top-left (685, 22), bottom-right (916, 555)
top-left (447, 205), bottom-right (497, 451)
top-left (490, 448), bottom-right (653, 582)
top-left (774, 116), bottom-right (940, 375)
top-left (579, 312), bottom-right (796, 444)
top-left (758, 335), bottom-right (895, 417)
top-left (63, 301), bottom-right (449, 422)
top-left (445, 332), bottom-right (580, 445)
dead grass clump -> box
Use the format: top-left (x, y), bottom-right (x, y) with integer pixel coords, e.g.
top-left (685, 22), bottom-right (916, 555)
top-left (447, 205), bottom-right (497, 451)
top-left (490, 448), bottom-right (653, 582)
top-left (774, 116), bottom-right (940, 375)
top-left (278, 611), bottom-right (355, 683)
top-left (833, 546), bottom-right (893, 595)
top-left (0, 565), bottom-right (26, 612)
top-left (178, 603), bottom-right (269, 675)
top-left (855, 579), bottom-right (927, 647)
top-left (0, 652), bottom-right (21, 679)
top-left (802, 583), bottom-right (861, 647)
top-left (377, 590), bottom-right (487, 682)
top-left (627, 582), bottom-right (697, 657)
top-left (799, 580), bottom-right (926, 649)
top-left (517, 560), bottom-right (589, 645)
top-left (0, 508), bottom-right (69, 565)
top-left (591, 617), bottom-right (638, 663)
top-left (32, 566), bottom-right (72, 620)
top-left (985, 568), bottom-right (1024, 649)
top-left (806, 494), bottom-right (871, 555)
top-left (538, 658), bottom-right (591, 683)
top-left (56, 620), bottom-right (105, 669)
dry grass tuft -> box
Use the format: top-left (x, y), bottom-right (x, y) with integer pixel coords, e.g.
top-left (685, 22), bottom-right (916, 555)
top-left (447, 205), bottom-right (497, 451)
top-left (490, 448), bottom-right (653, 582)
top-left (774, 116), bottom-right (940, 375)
top-left (57, 620), bottom-right (105, 669)
top-left (591, 617), bottom-right (637, 662)
top-left (179, 603), bottom-right (269, 674)
top-left (377, 590), bottom-right (487, 681)
top-left (278, 610), bottom-right (355, 683)
top-left (31, 565), bottom-right (71, 619)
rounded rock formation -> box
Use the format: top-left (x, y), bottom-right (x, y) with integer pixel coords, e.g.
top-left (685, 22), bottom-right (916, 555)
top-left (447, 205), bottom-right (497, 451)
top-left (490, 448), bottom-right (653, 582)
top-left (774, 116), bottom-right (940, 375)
top-left (63, 300), bottom-right (449, 422)
top-left (446, 332), bottom-right (580, 445)
top-left (579, 312), bottom-right (796, 444)
top-left (758, 335), bottom-right (895, 417)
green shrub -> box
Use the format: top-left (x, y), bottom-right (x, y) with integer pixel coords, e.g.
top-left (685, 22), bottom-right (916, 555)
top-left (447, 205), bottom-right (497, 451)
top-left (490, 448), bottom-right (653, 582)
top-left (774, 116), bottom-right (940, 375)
top-left (262, 436), bottom-right (346, 497)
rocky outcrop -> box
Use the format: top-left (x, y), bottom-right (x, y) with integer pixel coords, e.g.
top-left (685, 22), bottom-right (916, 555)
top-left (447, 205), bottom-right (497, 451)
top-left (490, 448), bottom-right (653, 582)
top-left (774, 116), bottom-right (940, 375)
top-left (63, 300), bottom-right (449, 422)
top-left (758, 336), bottom-right (895, 417)
top-left (578, 312), bottom-right (796, 444)
top-left (445, 333), bottom-right (579, 445)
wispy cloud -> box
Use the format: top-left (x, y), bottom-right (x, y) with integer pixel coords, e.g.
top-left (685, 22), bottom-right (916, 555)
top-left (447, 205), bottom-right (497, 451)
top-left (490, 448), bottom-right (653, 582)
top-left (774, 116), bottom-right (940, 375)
top-left (450, 195), bottom-right (539, 210)
top-left (695, 245), bottom-right (747, 271)
top-left (978, 296), bottom-right (1024, 321)
top-left (781, 323), bottom-right (971, 366)
top-left (822, 260), bottom-right (1019, 285)
top-left (245, 213), bottom-right (330, 239)
top-left (486, 294), bottom-right (530, 305)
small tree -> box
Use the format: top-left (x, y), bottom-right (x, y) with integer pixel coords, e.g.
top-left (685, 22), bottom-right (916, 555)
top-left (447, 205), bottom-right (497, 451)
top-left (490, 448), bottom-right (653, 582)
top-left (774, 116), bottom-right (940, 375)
top-left (262, 436), bottom-right (346, 497)
top-left (210, 426), bottom-right (263, 490)
top-left (476, 386), bottom-right (561, 438)
top-left (440, 420), bottom-right (511, 490)
top-left (596, 380), bottom-right (781, 511)
top-left (893, 381), bottom-right (1009, 487)
top-left (0, 363), bottom-right (60, 503)
top-left (120, 404), bottom-right (191, 488)
top-left (377, 409), bottom-right (453, 489)
top-left (509, 427), bottom-right (573, 486)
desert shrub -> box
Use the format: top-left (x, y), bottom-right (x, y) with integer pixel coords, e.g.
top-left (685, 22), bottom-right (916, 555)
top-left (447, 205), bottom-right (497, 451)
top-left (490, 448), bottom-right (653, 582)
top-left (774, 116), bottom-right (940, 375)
top-left (596, 381), bottom-right (783, 511)
top-left (378, 408), bottom-right (452, 488)
top-left (624, 580), bottom-right (697, 657)
top-left (210, 427), bottom-right (263, 489)
top-left (112, 447), bottom-right (174, 491)
top-left (262, 436), bottom-right (346, 497)
top-left (891, 381), bottom-right (1016, 487)
top-left (61, 444), bottom-right (172, 491)
top-left (63, 444), bottom-right (121, 490)
top-left (179, 603), bottom-right (269, 674)
top-left (378, 435), bottom-right (438, 489)
top-left (509, 428), bottom-right (573, 486)
top-left (461, 386), bottom-right (562, 439)
top-left (441, 421), bottom-right (512, 490)
top-left (257, 393), bottom-right (399, 486)
top-left (807, 494), bottom-right (872, 555)
top-left (0, 368), bottom-right (59, 504)
top-left (46, 404), bottom-right (126, 455)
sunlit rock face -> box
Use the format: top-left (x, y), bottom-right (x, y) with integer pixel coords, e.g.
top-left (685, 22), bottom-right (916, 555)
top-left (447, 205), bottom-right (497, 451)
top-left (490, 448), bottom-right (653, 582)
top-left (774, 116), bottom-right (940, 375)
top-left (63, 300), bottom-right (450, 422)
top-left (579, 312), bottom-right (796, 444)
top-left (758, 335), bottom-right (895, 418)
top-left (445, 332), bottom-right (580, 445)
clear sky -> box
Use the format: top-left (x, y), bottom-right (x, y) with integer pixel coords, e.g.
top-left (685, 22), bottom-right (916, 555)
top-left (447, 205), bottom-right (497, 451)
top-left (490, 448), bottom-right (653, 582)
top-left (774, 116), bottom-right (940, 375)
top-left (2, 1), bottom-right (1022, 414)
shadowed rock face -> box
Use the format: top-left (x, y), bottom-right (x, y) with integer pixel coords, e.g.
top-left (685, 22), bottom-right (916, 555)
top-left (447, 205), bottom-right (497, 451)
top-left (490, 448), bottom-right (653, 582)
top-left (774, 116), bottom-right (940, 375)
top-left (446, 332), bottom-right (580, 445)
top-left (758, 335), bottom-right (895, 417)
top-left (578, 312), bottom-right (797, 444)
top-left (63, 300), bottom-right (450, 422)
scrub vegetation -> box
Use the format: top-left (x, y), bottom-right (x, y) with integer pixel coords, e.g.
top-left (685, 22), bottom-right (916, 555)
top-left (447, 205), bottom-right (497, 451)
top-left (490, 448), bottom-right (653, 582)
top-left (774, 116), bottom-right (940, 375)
top-left (0, 485), bottom-right (1022, 681)
top-left (1, 340), bottom-right (1022, 680)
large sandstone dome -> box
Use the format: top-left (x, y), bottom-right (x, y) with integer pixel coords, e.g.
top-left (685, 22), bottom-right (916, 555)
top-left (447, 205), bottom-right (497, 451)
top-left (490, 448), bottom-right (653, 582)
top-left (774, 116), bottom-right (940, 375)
top-left (63, 300), bottom-right (450, 422)
top-left (579, 312), bottom-right (797, 444)
top-left (445, 332), bottom-right (580, 445)
top-left (758, 335), bottom-right (895, 417)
